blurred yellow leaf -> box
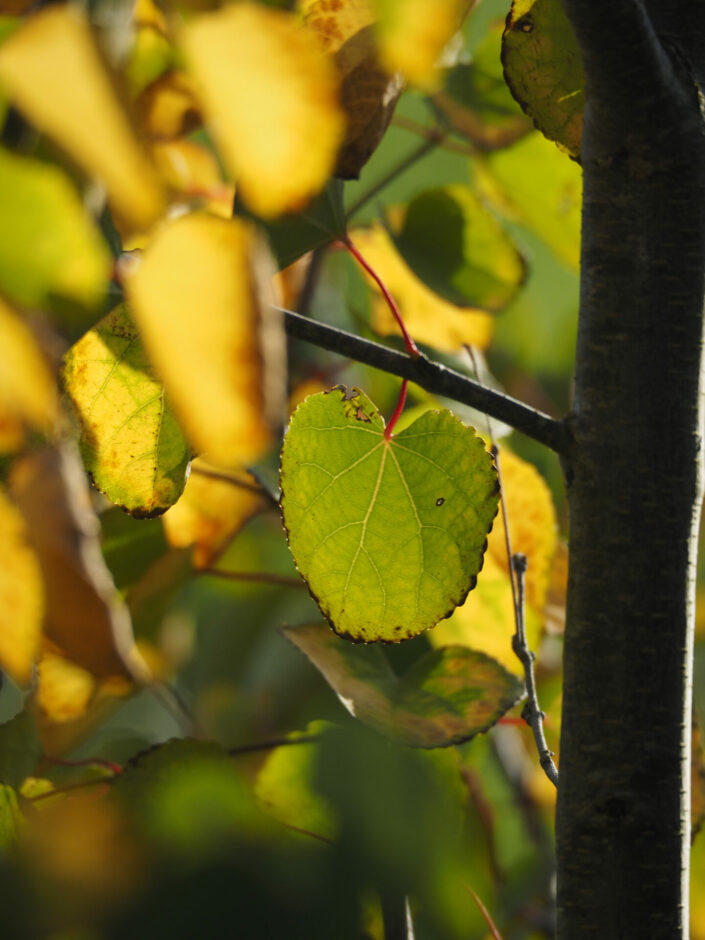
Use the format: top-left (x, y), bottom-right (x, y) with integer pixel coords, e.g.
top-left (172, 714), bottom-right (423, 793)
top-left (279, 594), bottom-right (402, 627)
top-left (182, 2), bottom-right (344, 217)
top-left (135, 70), bottom-right (201, 140)
top-left (373, 0), bottom-right (471, 88)
top-left (0, 147), bottom-right (111, 319)
top-left (163, 459), bottom-right (267, 569)
top-left (431, 447), bottom-right (556, 673)
top-left (125, 212), bottom-right (285, 467)
top-left (36, 651), bottom-right (97, 723)
top-left (301, 0), bottom-right (403, 179)
top-left (10, 444), bottom-right (148, 681)
top-left (489, 446), bottom-right (557, 612)
top-left (351, 223), bottom-right (493, 352)
top-left (0, 485), bottom-right (43, 684)
top-left (62, 304), bottom-right (190, 517)
top-left (0, 5), bottom-right (166, 231)
top-left (0, 296), bottom-right (57, 453)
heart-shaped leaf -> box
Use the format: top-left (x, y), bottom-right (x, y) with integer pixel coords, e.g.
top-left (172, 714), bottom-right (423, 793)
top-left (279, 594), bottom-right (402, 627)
top-left (280, 387), bottom-right (499, 642)
top-left (284, 623), bottom-right (525, 747)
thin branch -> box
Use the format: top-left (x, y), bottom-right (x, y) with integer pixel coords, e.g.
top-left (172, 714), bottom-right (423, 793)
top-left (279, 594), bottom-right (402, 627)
top-left (379, 891), bottom-right (415, 940)
top-left (511, 553), bottom-right (559, 788)
top-left (190, 465), bottom-right (278, 510)
top-left (463, 884), bottom-right (504, 940)
top-left (391, 115), bottom-right (475, 156)
top-left (199, 568), bottom-right (305, 589)
top-left (280, 307), bottom-right (568, 454)
top-left (345, 134), bottom-right (443, 222)
top-left (227, 734), bottom-right (320, 757)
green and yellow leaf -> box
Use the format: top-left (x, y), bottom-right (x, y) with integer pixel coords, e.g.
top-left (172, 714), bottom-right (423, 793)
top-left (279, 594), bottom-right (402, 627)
top-left (280, 387), bottom-right (499, 642)
top-left (62, 304), bottom-right (190, 518)
top-left (182, 2), bottom-right (344, 217)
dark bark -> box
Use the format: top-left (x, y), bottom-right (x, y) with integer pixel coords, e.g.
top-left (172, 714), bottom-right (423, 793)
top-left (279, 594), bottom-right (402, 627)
top-left (557, 2), bottom-right (705, 936)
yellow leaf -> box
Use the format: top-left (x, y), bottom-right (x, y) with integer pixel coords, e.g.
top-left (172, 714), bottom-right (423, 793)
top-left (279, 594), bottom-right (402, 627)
top-left (351, 223), bottom-right (493, 352)
top-left (489, 446), bottom-right (558, 613)
top-left (0, 485), bottom-right (43, 684)
top-left (135, 69), bottom-right (201, 140)
top-left (301, 0), bottom-right (403, 179)
top-left (373, 0), bottom-right (471, 88)
top-left (0, 296), bottom-right (57, 453)
top-left (10, 444), bottom-right (148, 681)
top-left (182, 2), bottom-right (344, 217)
top-left (162, 459), bottom-right (267, 569)
top-left (147, 139), bottom-right (234, 216)
top-left (125, 212), bottom-right (285, 467)
top-left (0, 5), bottom-right (166, 231)
top-left (36, 651), bottom-right (96, 723)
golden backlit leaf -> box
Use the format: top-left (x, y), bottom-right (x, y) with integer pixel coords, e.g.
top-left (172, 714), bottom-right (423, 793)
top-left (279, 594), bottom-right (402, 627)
top-left (0, 485), bottom-right (43, 684)
top-left (162, 459), bottom-right (267, 569)
top-left (301, 0), bottom-right (403, 179)
top-left (0, 4), bottom-right (166, 231)
top-left (125, 212), bottom-right (285, 467)
top-left (488, 446), bottom-right (557, 612)
top-left (0, 297), bottom-right (57, 453)
top-left (36, 651), bottom-right (97, 723)
top-left (147, 139), bottom-right (234, 216)
top-left (182, 2), bottom-right (344, 217)
top-left (351, 223), bottom-right (493, 352)
top-left (135, 70), bottom-right (201, 140)
top-left (62, 304), bottom-right (190, 518)
top-left (10, 444), bottom-right (148, 681)
top-left (373, 0), bottom-right (471, 88)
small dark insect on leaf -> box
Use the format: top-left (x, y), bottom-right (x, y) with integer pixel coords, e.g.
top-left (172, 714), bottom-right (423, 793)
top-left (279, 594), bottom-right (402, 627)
top-left (436, 497), bottom-right (445, 507)
top-left (516, 15), bottom-right (533, 32)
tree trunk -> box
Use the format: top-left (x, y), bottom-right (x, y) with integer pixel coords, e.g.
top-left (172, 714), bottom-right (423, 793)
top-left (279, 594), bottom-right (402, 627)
top-left (556, 3), bottom-right (705, 936)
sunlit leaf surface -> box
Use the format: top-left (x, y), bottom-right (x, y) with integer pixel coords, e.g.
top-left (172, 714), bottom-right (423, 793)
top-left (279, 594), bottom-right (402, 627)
top-left (502, 0), bottom-right (584, 159)
top-left (280, 387), bottom-right (498, 642)
top-left (0, 148), bottom-right (110, 318)
top-left (0, 5), bottom-right (166, 231)
top-left (0, 296), bottom-right (56, 453)
top-left (0, 486), bottom-right (43, 684)
top-left (62, 304), bottom-right (190, 518)
top-left (125, 212), bottom-right (284, 467)
top-left (391, 185), bottom-right (525, 310)
top-left (285, 624), bottom-right (524, 746)
top-left (352, 223), bottom-right (494, 352)
top-left (0, 785), bottom-right (22, 848)
top-left (182, 2), bottom-right (344, 217)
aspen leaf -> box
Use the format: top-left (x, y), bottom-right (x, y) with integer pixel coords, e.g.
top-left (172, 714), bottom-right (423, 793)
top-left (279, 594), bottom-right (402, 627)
top-left (125, 212), bottom-right (284, 468)
top-left (162, 459), bottom-right (267, 569)
top-left (0, 148), bottom-right (111, 319)
top-left (10, 445), bottom-right (147, 681)
top-left (135, 70), bottom-right (201, 140)
top-left (502, 0), bottom-right (584, 159)
top-left (391, 185), bottom-right (525, 310)
top-left (0, 296), bottom-right (57, 453)
top-left (373, 0), bottom-right (470, 88)
top-left (351, 223), bottom-right (493, 352)
top-left (0, 4), bottom-right (166, 231)
top-left (0, 485), bottom-right (43, 685)
top-left (284, 624), bottom-right (524, 746)
top-left (301, 0), bottom-right (403, 179)
top-left (36, 651), bottom-right (97, 723)
top-left (280, 387), bottom-right (499, 642)
top-left (62, 304), bottom-right (190, 518)
top-left (182, 2), bottom-right (344, 217)
top-left (475, 130), bottom-right (582, 268)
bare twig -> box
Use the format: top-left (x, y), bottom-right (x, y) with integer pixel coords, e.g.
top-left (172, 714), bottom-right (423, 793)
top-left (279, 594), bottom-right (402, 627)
top-left (280, 308), bottom-right (568, 454)
top-left (198, 569), bottom-right (305, 589)
top-left (511, 554), bottom-right (559, 788)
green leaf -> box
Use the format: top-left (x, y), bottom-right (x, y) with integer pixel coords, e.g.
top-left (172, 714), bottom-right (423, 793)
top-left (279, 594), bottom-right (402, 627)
top-left (255, 721), bottom-right (337, 840)
top-left (474, 130), bottom-right (582, 269)
top-left (501, 0), bottom-right (584, 159)
top-left (234, 178), bottom-right (346, 271)
top-left (390, 185), bottom-right (525, 310)
top-left (283, 624), bottom-right (524, 747)
top-left (62, 304), bottom-right (190, 518)
top-left (0, 709), bottom-right (40, 788)
top-left (0, 146), bottom-right (110, 321)
top-left (0, 785), bottom-right (22, 849)
top-left (280, 387), bottom-right (499, 642)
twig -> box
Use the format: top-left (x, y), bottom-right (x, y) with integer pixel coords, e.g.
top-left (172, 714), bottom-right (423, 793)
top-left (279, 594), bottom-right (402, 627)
top-left (189, 465), bottom-right (278, 510)
top-left (345, 135), bottom-right (443, 222)
top-left (391, 115), bottom-right (476, 156)
top-left (511, 554), bottom-right (559, 788)
top-left (28, 776), bottom-right (117, 802)
top-left (379, 891), bottom-right (415, 940)
top-left (297, 244), bottom-right (328, 317)
top-left (227, 734), bottom-right (320, 757)
top-left (463, 884), bottom-right (504, 940)
top-left (280, 307), bottom-right (568, 454)
top-left (198, 569), bottom-right (305, 589)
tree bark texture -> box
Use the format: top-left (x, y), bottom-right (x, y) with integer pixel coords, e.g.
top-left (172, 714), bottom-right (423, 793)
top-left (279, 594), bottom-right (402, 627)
top-left (557, 3), bottom-right (705, 936)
